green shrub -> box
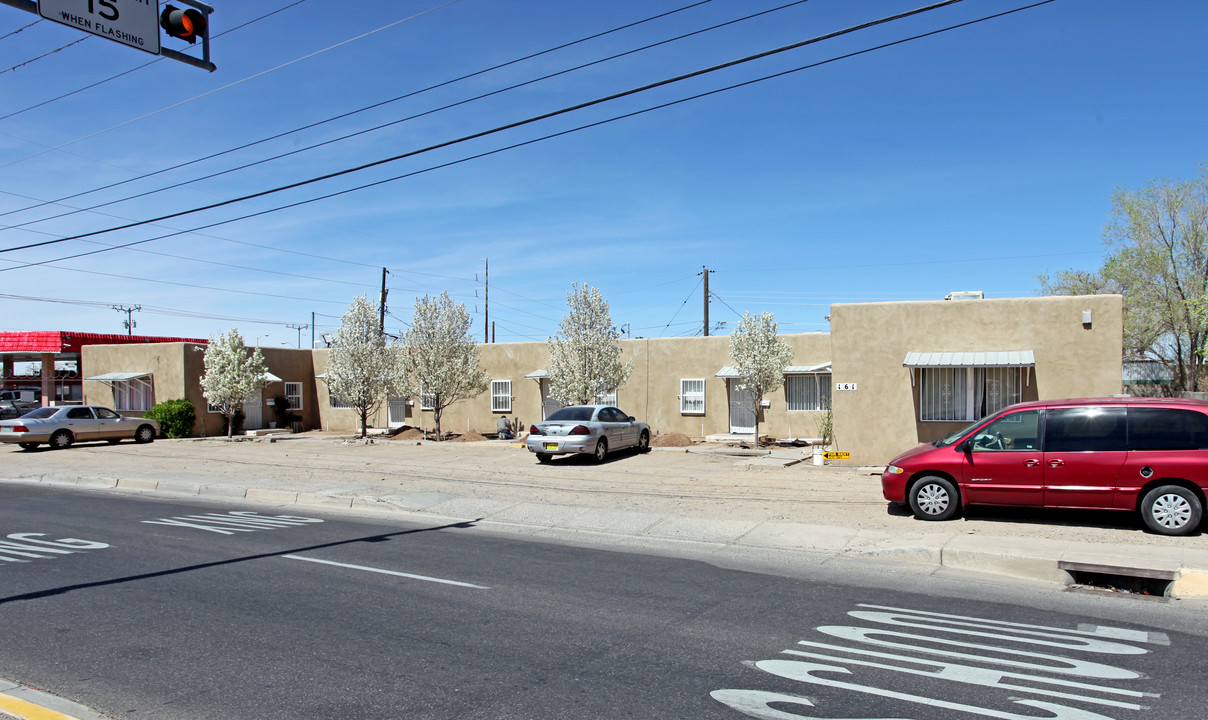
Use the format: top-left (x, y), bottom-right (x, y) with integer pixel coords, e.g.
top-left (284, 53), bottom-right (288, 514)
top-left (145, 398), bottom-right (196, 439)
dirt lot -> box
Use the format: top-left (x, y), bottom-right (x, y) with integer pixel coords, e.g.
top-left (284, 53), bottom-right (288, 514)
top-left (3, 433), bottom-right (1206, 550)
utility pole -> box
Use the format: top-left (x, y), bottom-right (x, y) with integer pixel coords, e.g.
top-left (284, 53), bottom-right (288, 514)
top-left (112, 305), bottom-right (141, 335)
top-left (379, 268), bottom-right (389, 337)
top-left (311, 312), bottom-right (315, 349)
top-left (483, 258), bottom-right (489, 343)
top-left (286, 323), bottom-right (309, 349)
top-left (699, 267), bottom-right (712, 336)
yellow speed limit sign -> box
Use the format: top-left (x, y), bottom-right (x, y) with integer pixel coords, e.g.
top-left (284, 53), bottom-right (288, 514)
top-left (824, 451), bottom-right (850, 460)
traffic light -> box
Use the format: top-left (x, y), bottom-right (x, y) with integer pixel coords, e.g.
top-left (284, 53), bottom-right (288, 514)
top-left (160, 5), bottom-right (207, 44)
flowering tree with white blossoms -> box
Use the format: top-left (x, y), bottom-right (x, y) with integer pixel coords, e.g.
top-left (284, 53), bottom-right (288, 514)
top-left (325, 295), bottom-right (406, 439)
top-left (199, 328), bottom-right (267, 438)
top-left (729, 311), bottom-right (793, 445)
top-left (547, 283), bottom-right (633, 406)
top-left (401, 291), bottom-right (489, 441)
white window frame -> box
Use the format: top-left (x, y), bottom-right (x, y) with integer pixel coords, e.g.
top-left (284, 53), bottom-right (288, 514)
top-left (420, 386), bottom-right (435, 411)
top-left (329, 395), bottom-right (355, 410)
top-left (680, 378), bottom-right (706, 415)
top-left (284, 381), bottom-right (303, 412)
top-left (491, 380), bottom-right (512, 412)
top-left (785, 373), bottom-right (832, 412)
top-left (112, 378), bottom-right (152, 411)
top-left (919, 367), bottom-right (1024, 422)
top-left (593, 387), bottom-right (617, 407)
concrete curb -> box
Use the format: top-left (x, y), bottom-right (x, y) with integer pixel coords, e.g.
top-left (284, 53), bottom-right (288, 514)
top-left (0, 677), bottom-right (109, 720)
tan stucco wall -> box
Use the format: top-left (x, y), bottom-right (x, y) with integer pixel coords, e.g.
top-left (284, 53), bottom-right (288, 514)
top-left (425, 333), bottom-right (833, 439)
top-left (829, 294), bottom-right (1124, 466)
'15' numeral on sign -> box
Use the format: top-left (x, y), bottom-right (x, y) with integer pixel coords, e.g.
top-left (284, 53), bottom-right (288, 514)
top-left (87, 0), bottom-right (118, 20)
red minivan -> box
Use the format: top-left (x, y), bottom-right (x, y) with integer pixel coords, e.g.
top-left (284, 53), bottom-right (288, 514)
top-left (882, 397), bottom-right (1208, 535)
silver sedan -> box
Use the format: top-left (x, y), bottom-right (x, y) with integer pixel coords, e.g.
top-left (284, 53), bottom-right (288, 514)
top-left (525, 405), bottom-right (650, 463)
top-left (0, 405), bottom-right (160, 450)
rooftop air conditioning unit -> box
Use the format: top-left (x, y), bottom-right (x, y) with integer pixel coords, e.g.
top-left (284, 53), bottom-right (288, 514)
top-left (945, 291), bottom-right (984, 301)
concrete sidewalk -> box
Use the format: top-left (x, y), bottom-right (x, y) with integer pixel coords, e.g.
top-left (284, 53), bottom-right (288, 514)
top-left (4, 435), bottom-right (1208, 599)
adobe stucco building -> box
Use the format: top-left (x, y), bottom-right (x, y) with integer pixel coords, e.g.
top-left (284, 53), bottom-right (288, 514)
top-left (79, 294), bottom-right (1124, 465)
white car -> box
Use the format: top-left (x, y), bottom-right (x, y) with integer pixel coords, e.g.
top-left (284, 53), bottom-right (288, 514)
top-left (525, 405), bottom-right (650, 463)
top-left (0, 405), bottom-right (160, 450)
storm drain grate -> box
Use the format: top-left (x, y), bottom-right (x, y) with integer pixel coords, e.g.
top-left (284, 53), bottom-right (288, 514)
top-left (1059, 561), bottom-right (1174, 599)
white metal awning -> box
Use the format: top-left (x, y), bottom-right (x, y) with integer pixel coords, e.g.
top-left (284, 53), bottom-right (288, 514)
top-left (86, 372), bottom-right (152, 390)
top-left (902, 351), bottom-right (1035, 368)
top-left (717, 362), bottom-right (830, 379)
top-left (524, 369), bottom-right (548, 379)
top-left (263, 371), bottom-right (283, 383)
top-left (784, 362), bottom-right (832, 374)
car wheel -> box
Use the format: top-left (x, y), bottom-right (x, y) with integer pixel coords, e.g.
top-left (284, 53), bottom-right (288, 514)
top-left (49, 429), bottom-right (73, 450)
top-left (18, 442), bottom-right (38, 450)
top-left (134, 425), bottom-right (156, 444)
top-left (908, 476), bottom-right (959, 521)
top-left (593, 438), bottom-right (608, 463)
top-left (1140, 485), bottom-right (1202, 536)
top-left (637, 431), bottom-right (650, 453)
top-left (536, 452), bottom-right (551, 463)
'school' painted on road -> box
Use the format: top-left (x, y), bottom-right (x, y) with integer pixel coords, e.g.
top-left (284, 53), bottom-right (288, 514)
top-left (713, 603), bottom-right (1167, 719)
top-left (0, 534), bottom-right (110, 564)
top-left (141, 511), bottom-right (324, 535)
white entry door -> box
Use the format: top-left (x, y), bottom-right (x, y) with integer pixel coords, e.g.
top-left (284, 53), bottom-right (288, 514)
top-left (728, 381), bottom-right (756, 434)
top-left (243, 391), bottom-right (263, 430)
top-left (387, 396), bottom-right (407, 428)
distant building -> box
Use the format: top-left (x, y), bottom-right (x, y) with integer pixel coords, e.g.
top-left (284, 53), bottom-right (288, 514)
top-left (0, 331), bottom-right (207, 407)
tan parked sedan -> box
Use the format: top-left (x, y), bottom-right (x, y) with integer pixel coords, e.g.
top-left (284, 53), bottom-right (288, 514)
top-left (0, 405), bottom-right (160, 450)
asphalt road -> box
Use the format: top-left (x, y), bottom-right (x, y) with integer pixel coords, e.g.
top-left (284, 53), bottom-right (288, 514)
top-left (2, 483), bottom-right (1206, 720)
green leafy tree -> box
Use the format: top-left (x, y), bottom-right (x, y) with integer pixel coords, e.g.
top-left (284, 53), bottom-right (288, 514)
top-left (547, 283), bottom-right (633, 405)
top-left (401, 291), bottom-right (489, 441)
top-left (1039, 165), bottom-right (1208, 392)
top-left (729, 311), bottom-right (793, 445)
top-left (325, 296), bottom-right (406, 438)
top-left (199, 329), bottom-right (267, 438)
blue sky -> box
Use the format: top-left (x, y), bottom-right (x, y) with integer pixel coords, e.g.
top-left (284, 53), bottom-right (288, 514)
top-left (1, 0), bottom-right (1205, 346)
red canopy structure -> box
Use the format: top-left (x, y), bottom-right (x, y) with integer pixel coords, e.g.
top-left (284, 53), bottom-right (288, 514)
top-left (0, 331), bottom-right (209, 406)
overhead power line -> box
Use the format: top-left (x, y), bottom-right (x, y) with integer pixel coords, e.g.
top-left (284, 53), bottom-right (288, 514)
top-left (0, 0), bottom-right (464, 171)
top-left (0, 18), bottom-right (41, 42)
top-left (2, 0), bottom-right (1058, 286)
top-left (0, 0), bottom-right (721, 225)
top-left (0, 0), bottom-right (983, 259)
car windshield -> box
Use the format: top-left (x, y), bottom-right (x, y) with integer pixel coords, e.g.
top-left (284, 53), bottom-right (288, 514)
top-left (933, 417), bottom-right (994, 447)
top-left (546, 407), bottom-right (595, 422)
top-left (22, 407), bottom-right (58, 419)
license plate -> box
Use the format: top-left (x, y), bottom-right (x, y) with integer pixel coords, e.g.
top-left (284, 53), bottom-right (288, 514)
top-left (0, 427), bottom-right (12, 433)
top-left (543, 443), bottom-right (558, 450)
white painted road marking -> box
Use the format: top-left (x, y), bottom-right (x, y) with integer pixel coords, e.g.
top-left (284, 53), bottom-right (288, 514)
top-left (141, 511), bottom-right (324, 535)
top-left (282, 554), bottom-right (489, 589)
top-left (713, 603), bottom-right (1165, 719)
top-left (0, 534), bottom-right (110, 564)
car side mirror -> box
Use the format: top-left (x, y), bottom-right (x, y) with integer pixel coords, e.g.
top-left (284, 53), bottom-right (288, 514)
top-left (628, 416), bottom-right (635, 422)
top-left (960, 439), bottom-right (974, 454)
